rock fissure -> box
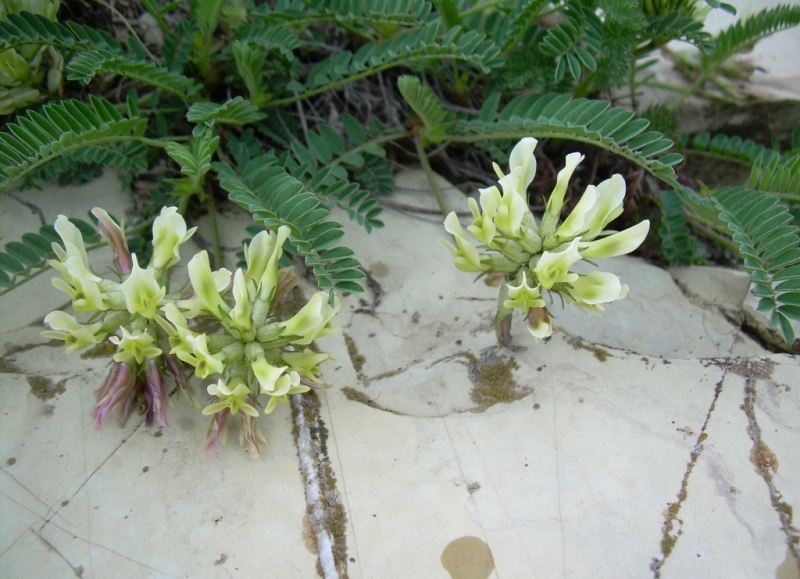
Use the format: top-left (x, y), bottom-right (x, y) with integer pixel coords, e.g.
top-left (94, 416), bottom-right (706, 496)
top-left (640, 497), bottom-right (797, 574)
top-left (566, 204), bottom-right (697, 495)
top-left (651, 364), bottom-right (729, 577)
top-left (738, 363), bottom-right (800, 565)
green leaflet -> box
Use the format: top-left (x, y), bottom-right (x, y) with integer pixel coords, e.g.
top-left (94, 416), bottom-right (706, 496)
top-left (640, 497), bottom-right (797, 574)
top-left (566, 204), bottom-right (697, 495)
top-left (397, 75), bottom-right (452, 145)
top-left (66, 50), bottom-right (202, 100)
top-left (454, 93), bottom-right (681, 187)
top-left (658, 189), bottom-right (696, 266)
top-left (0, 96), bottom-right (147, 193)
top-left (714, 187), bottom-right (800, 344)
top-left (0, 12), bottom-right (121, 53)
top-left (216, 158), bottom-right (366, 296)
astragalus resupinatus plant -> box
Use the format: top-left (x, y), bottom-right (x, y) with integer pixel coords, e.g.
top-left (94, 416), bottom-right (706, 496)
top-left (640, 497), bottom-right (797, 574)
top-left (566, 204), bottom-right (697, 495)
top-left (42, 206), bottom-right (339, 456)
top-left (440, 138), bottom-right (650, 346)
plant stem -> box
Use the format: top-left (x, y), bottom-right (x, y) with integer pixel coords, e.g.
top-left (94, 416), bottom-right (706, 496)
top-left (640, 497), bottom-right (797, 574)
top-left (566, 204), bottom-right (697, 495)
top-left (687, 217), bottom-right (738, 253)
top-left (414, 132), bottom-right (448, 218)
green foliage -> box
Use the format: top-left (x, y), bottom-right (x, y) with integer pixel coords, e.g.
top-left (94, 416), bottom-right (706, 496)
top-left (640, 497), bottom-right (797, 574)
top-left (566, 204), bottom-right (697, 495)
top-left (66, 50), bottom-right (202, 100)
top-left (703, 4), bottom-right (800, 75)
top-left (713, 188), bottom-right (800, 343)
top-left (279, 119), bottom-right (394, 231)
top-left (0, 96), bottom-right (146, 192)
top-left (455, 93), bottom-right (681, 187)
top-left (540, 2), bottom-right (602, 82)
top-left (679, 131), bottom-right (784, 168)
top-left (254, 0), bottom-right (433, 29)
top-left (0, 12), bottom-right (120, 53)
top-left (397, 75), bottom-right (452, 144)
top-left (277, 21), bottom-right (502, 105)
top-left (186, 97), bottom-right (266, 131)
top-left (748, 155), bottom-right (800, 204)
top-left (658, 189), bottom-right (696, 265)
top-left (1, 0), bottom-right (797, 351)
top-left (216, 157), bottom-right (366, 295)
top-left (499, 0), bottom-right (550, 53)
top-left (165, 130), bottom-right (219, 178)
top-left (234, 23), bottom-right (300, 59)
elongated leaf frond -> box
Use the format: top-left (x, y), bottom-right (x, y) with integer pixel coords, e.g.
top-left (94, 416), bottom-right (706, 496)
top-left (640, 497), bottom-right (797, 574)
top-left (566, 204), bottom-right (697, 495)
top-left (187, 97), bottom-right (267, 131)
top-left (679, 131), bottom-right (784, 167)
top-left (215, 158), bottom-right (366, 295)
top-left (66, 50), bottom-right (202, 99)
top-left (500, 0), bottom-right (550, 53)
top-left (748, 155), bottom-right (800, 203)
top-left (540, 3), bottom-right (602, 82)
top-left (165, 130), bottom-right (220, 178)
top-left (398, 75), bottom-right (452, 144)
top-left (713, 187), bottom-right (800, 343)
top-left (658, 189), bottom-right (696, 265)
top-left (0, 96), bottom-right (147, 193)
top-left (281, 117), bottom-right (396, 230)
top-left (703, 4), bottom-right (800, 73)
top-left (254, 0), bottom-right (432, 29)
top-left (162, 20), bottom-right (199, 72)
top-left (456, 94), bottom-right (681, 187)
top-left (235, 22), bottom-right (300, 58)
top-left (646, 12), bottom-right (715, 52)
top-left (27, 141), bottom-right (148, 187)
top-left (0, 12), bottom-right (121, 53)
top-left (278, 22), bottom-right (502, 104)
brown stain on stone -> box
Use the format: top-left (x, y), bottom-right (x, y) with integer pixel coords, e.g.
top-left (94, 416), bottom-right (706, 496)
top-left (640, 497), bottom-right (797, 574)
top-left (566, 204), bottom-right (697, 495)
top-left (341, 387), bottom-right (404, 415)
top-left (0, 343), bottom-right (38, 373)
top-left (441, 536), bottom-right (495, 579)
top-left (776, 546), bottom-right (800, 579)
top-left (213, 553), bottom-right (227, 566)
top-left (569, 337), bottom-right (610, 362)
top-left (27, 376), bottom-right (66, 400)
top-left (751, 440), bottom-right (779, 474)
top-left (730, 358), bottom-right (775, 381)
top-left (344, 333), bottom-right (365, 375)
top-left (465, 347), bottom-right (528, 411)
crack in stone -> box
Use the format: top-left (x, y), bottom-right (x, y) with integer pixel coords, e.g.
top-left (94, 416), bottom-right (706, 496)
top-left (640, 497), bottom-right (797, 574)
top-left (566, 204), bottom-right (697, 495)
top-left (352, 266), bottom-right (383, 316)
top-left (7, 192), bottom-right (47, 226)
top-left (291, 392), bottom-right (349, 579)
top-left (738, 361), bottom-right (800, 565)
top-left (651, 363), bottom-right (729, 577)
top-left (32, 529), bottom-right (84, 577)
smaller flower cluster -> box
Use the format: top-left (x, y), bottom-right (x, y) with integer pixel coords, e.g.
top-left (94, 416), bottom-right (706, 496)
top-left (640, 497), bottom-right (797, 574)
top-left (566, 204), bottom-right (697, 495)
top-left (43, 207), bottom-right (339, 456)
top-left (439, 138), bottom-right (650, 345)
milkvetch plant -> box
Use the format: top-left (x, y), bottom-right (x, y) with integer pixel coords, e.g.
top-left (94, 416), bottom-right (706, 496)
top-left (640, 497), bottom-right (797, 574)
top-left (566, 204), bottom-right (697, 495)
top-left (440, 138), bottom-right (650, 346)
top-left (42, 206), bottom-right (340, 457)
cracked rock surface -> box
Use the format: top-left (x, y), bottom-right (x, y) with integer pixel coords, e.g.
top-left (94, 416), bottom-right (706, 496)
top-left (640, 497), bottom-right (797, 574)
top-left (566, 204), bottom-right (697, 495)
top-left (2, 166), bottom-right (800, 578)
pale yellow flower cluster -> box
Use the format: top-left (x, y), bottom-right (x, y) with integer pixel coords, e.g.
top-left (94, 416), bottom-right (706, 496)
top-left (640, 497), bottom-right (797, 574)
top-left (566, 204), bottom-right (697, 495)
top-left (440, 138), bottom-right (650, 343)
top-left (42, 207), bottom-right (339, 455)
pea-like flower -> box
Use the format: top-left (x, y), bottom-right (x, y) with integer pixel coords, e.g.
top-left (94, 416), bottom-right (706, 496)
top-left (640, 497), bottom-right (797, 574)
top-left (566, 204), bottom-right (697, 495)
top-left (440, 139), bottom-right (650, 346)
top-left (42, 311), bottom-right (106, 352)
top-left (109, 327), bottom-right (162, 364)
top-left (203, 378), bottom-right (259, 417)
top-left (120, 255), bottom-right (166, 319)
top-left (44, 205), bottom-right (339, 457)
top-left (49, 215), bottom-right (111, 313)
top-left (150, 206), bottom-right (197, 274)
